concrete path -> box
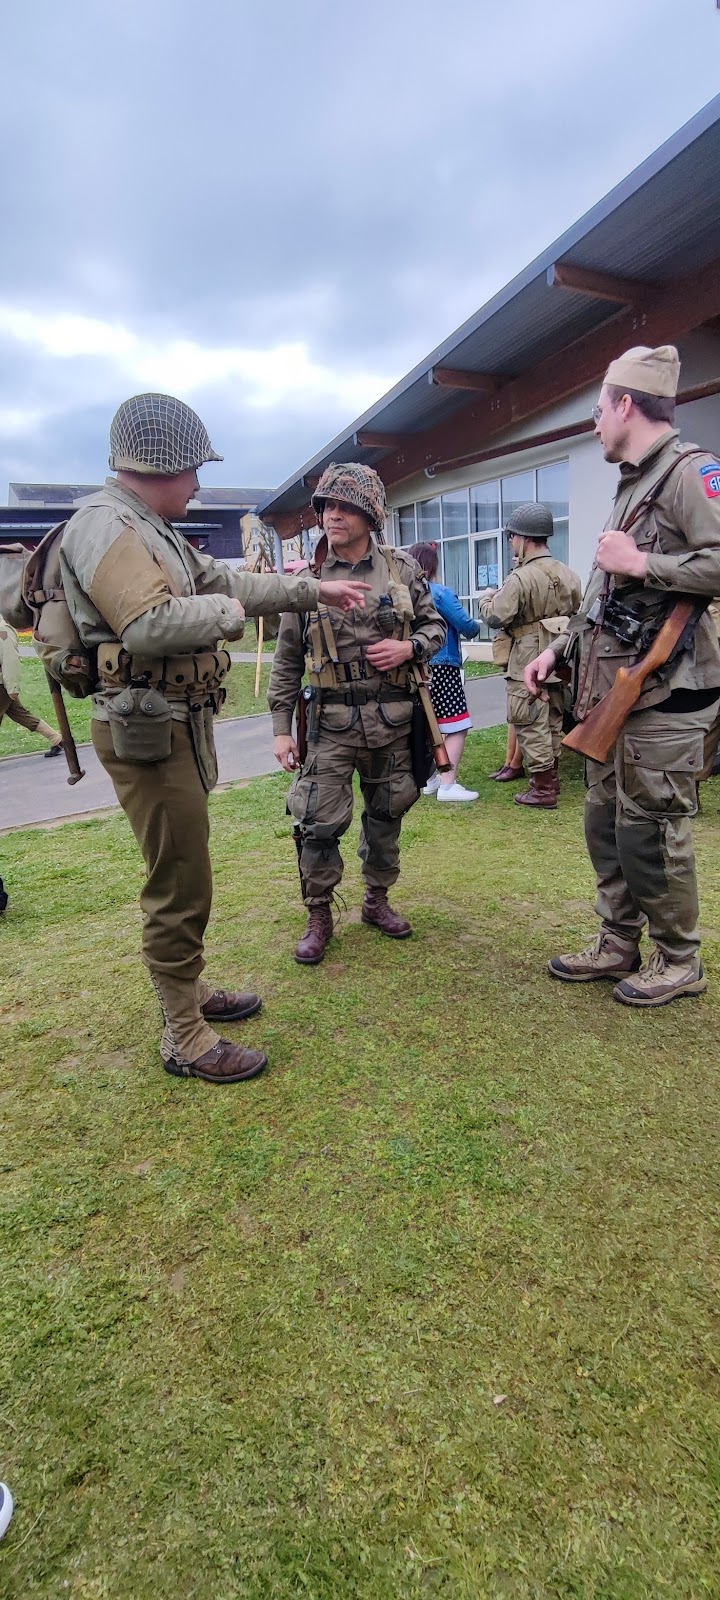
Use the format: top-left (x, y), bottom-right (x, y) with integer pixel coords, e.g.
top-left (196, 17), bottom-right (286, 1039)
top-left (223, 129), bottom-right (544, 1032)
top-left (0, 675), bottom-right (506, 832)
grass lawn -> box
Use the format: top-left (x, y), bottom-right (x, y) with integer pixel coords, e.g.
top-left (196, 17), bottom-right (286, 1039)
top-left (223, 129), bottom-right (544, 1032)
top-left (1, 729), bottom-right (720, 1597)
top-left (0, 658), bottom-right (276, 760)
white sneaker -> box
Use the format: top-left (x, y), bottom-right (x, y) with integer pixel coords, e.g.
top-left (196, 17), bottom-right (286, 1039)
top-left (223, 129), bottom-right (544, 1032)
top-left (0, 1484), bottom-right (13, 1539)
top-left (437, 782), bottom-right (479, 803)
top-left (422, 772), bottom-right (442, 796)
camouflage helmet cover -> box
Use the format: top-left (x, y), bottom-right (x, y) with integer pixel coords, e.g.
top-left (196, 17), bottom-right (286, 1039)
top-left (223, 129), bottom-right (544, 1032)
top-left (109, 392), bottom-right (224, 476)
top-left (504, 501), bottom-right (554, 541)
top-left (311, 462), bottom-right (387, 534)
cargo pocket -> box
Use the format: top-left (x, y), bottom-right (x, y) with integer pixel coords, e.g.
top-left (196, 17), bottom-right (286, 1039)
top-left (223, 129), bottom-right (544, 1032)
top-left (623, 725), bottom-right (704, 816)
top-left (506, 686), bottom-right (540, 729)
top-left (318, 702), bottom-right (358, 733)
top-left (288, 759), bottom-right (319, 825)
top-left (378, 698), bottom-right (414, 730)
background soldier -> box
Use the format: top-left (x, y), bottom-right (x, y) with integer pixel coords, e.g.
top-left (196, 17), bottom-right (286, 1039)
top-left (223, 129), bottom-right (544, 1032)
top-left (526, 345), bottom-right (720, 1007)
top-left (0, 612), bottom-right (63, 756)
top-left (269, 463), bottom-right (446, 964)
top-left (60, 394), bottom-right (369, 1083)
top-left (478, 504), bottom-right (581, 808)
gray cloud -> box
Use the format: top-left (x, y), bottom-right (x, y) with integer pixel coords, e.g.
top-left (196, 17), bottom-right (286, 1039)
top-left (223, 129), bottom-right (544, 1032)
top-left (1, 0), bottom-right (719, 491)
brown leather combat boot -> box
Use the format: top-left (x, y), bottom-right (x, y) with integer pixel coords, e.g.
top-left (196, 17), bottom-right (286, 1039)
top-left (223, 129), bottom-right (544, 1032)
top-left (295, 903), bottom-right (333, 965)
top-left (164, 1039), bottom-right (268, 1083)
top-left (200, 987), bottom-right (262, 1023)
top-left (514, 770), bottom-right (558, 809)
top-left (361, 886), bottom-right (412, 938)
top-left (489, 762), bottom-right (525, 782)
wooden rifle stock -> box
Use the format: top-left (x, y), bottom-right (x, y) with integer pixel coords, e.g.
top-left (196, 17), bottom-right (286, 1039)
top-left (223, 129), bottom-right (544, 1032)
top-left (410, 662), bottom-right (452, 771)
top-left (562, 599), bottom-right (695, 763)
top-left (45, 671), bottom-right (85, 785)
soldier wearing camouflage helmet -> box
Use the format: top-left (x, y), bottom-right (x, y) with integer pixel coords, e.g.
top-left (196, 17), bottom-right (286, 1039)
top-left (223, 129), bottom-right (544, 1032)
top-left (268, 461), bottom-right (446, 964)
top-left (59, 396), bottom-right (370, 1084)
top-left (479, 502), bottom-right (582, 807)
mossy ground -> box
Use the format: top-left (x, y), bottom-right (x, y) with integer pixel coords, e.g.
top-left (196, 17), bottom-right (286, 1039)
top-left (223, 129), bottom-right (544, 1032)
top-left (1, 728), bottom-right (719, 1597)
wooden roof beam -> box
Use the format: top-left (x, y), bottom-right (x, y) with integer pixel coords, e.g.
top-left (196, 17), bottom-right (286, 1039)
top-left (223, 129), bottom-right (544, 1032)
top-left (429, 366), bottom-right (503, 392)
top-left (353, 430), bottom-right (410, 449)
top-left (547, 261), bottom-right (654, 304)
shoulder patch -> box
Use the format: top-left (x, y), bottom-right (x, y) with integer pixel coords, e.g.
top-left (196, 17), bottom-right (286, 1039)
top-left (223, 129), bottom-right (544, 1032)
top-left (699, 463), bottom-right (720, 498)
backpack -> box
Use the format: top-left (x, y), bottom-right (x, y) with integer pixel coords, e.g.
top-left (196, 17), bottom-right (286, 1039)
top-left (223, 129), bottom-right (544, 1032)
top-left (22, 523), bottom-right (96, 698)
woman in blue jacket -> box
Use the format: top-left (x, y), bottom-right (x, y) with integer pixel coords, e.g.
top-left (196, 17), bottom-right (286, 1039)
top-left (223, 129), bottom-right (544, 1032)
top-left (409, 543), bottom-right (480, 802)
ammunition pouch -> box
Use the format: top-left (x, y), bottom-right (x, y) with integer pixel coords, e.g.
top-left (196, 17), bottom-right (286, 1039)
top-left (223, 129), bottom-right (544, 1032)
top-left (491, 632), bottom-right (512, 666)
top-left (98, 642), bottom-right (231, 711)
top-left (106, 683), bottom-right (173, 764)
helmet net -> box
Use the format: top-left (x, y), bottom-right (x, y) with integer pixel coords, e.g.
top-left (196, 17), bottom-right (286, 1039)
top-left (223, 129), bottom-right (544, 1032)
top-left (109, 393), bottom-right (223, 475)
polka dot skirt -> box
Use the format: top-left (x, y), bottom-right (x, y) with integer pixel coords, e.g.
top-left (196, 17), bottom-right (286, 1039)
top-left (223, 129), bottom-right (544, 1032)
top-left (429, 663), bottom-right (473, 734)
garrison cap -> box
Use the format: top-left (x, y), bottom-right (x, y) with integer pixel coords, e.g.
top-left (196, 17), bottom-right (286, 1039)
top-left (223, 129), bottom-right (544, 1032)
top-left (311, 462), bottom-right (387, 534)
top-left (603, 344), bottom-right (680, 399)
top-left (109, 393), bottom-right (223, 476)
top-left (504, 502), bottom-right (554, 540)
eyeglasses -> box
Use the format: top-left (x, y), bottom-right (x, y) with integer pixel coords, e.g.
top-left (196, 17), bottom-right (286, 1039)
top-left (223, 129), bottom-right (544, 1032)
top-left (591, 405), bottom-right (602, 423)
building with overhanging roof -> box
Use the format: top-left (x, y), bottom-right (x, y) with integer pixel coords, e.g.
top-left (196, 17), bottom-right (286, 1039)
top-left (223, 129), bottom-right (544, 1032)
top-left (0, 484), bottom-right (269, 561)
top-left (258, 94), bottom-right (720, 630)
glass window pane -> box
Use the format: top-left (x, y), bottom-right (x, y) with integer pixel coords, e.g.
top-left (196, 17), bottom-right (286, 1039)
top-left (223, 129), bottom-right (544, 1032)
top-left (537, 460), bottom-right (569, 521)
top-left (474, 536), bottom-right (499, 591)
top-left (442, 537), bottom-right (470, 597)
top-left (551, 518), bottom-right (569, 565)
top-left (441, 489), bottom-right (469, 538)
top-left (500, 470), bottom-right (535, 524)
top-left (470, 479), bottom-right (499, 533)
top-left (397, 504), bottom-right (416, 547)
top-left (416, 497), bottom-right (441, 540)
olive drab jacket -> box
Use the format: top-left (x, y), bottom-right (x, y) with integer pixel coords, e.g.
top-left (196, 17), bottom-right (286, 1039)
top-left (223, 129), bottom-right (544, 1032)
top-left (60, 477), bottom-right (322, 721)
top-left (545, 432), bottom-right (720, 718)
top-left (479, 550), bottom-right (582, 684)
top-left (268, 537), bottom-right (446, 750)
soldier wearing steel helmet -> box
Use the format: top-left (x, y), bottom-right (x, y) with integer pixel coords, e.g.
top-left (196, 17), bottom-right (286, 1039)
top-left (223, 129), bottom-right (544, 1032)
top-left (59, 395), bottom-right (370, 1085)
top-left (268, 462), bottom-right (446, 964)
top-left (479, 502), bottom-right (582, 808)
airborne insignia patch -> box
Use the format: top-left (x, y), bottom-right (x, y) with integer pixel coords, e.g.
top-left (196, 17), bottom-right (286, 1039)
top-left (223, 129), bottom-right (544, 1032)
top-left (699, 463), bottom-right (720, 498)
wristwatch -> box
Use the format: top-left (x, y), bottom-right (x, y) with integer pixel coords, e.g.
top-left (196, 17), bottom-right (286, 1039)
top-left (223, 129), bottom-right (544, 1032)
top-left (411, 638), bottom-right (425, 661)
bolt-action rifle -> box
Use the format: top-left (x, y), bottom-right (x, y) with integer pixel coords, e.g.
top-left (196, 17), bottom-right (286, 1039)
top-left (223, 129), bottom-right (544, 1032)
top-left (562, 598), bottom-right (699, 764)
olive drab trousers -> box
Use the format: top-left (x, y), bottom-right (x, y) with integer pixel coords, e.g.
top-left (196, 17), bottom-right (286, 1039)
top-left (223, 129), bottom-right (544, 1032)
top-left (506, 680), bottom-right (564, 774)
top-left (584, 699), bottom-right (719, 962)
top-left (92, 719), bottom-right (212, 979)
top-left (287, 709), bottom-right (418, 907)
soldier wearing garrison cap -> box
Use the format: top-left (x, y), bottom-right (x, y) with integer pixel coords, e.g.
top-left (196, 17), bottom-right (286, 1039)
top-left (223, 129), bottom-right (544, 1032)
top-left (269, 462), bottom-right (446, 965)
top-left (59, 395), bottom-right (370, 1084)
top-left (479, 502), bottom-right (581, 807)
top-left (525, 344), bottom-right (720, 1007)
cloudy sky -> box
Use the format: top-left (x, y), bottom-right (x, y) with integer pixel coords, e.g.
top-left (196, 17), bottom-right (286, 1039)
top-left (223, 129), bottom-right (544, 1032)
top-left (1, 0), bottom-right (719, 496)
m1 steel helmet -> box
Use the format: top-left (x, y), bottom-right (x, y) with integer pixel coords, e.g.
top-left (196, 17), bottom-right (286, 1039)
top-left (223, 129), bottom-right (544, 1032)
top-left (311, 462), bottom-right (387, 534)
top-left (504, 502), bottom-right (554, 540)
top-left (109, 393), bottom-right (223, 476)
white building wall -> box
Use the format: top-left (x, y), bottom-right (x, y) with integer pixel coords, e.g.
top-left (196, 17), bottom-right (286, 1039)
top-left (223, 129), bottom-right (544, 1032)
top-left (387, 328), bottom-right (720, 588)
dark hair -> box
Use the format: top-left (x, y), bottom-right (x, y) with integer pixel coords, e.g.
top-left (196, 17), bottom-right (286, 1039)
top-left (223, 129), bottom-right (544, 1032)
top-left (605, 384), bottom-right (675, 425)
top-left (408, 541), bottom-right (439, 580)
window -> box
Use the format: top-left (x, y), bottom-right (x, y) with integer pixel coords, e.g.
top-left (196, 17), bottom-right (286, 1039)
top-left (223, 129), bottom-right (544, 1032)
top-left (500, 470), bottom-right (535, 577)
top-left (474, 536), bottom-right (500, 591)
top-left (397, 504), bottom-right (416, 547)
top-left (470, 480), bottom-right (500, 533)
top-left (537, 461), bottom-right (570, 565)
top-left (416, 497), bottom-right (442, 541)
top-left (442, 537), bottom-right (470, 604)
top-left (441, 489), bottom-right (469, 538)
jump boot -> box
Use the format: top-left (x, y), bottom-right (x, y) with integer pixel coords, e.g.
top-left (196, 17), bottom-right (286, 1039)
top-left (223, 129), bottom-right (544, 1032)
top-left (548, 931), bottom-right (641, 983)
top-left (295, 902), bottom-right (334, 965)
top-left (361, 886), bottom-right (412, 938)
top-left (514, 769), bottom-right (557, 809)
top-left (151, 973), bottom-right (267, 1083)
